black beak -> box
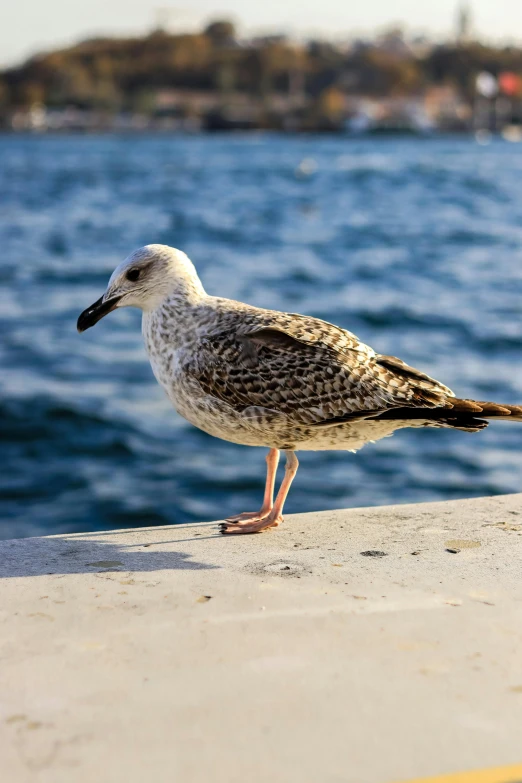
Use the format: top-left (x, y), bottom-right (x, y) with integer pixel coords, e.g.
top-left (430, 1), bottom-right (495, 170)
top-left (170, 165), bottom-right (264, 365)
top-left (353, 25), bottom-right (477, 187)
top-left (77, 295), bottom-right (122, 333)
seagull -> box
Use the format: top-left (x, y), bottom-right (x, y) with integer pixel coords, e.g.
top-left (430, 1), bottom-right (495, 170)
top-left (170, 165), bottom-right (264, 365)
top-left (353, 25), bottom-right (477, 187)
top-left (78, 244), bottom-right (522, 534)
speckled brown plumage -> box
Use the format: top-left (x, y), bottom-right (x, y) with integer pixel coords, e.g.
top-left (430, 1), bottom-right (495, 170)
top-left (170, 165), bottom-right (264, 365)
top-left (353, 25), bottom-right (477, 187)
top-left (143, 291), bottom-right (522, 452)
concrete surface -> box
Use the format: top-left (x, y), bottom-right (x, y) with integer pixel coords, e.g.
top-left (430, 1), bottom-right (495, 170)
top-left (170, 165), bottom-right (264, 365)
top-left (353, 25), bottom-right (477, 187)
top-left (1, 494), bottom-right (522, 783)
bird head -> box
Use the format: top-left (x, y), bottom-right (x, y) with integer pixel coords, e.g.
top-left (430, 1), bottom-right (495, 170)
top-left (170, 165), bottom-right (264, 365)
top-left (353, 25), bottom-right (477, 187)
top-left (77, 244), bottom-right (204, 332)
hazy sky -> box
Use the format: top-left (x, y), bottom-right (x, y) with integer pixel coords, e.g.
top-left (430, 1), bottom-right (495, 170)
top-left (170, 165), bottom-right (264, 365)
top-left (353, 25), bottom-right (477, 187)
top-left (2, 0), bottom-right (522, 67)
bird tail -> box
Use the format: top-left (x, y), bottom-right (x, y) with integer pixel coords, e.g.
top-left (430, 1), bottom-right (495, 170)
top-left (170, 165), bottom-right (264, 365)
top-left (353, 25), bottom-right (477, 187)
top-left (443, 398), bottom-right (522, 422)
top-left (376, 398), bottom-right (522, 432)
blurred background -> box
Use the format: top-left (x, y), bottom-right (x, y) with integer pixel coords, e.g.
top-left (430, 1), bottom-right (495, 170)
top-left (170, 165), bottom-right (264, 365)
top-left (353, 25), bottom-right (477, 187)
top-left (1, 2), bottom-right (521, 540)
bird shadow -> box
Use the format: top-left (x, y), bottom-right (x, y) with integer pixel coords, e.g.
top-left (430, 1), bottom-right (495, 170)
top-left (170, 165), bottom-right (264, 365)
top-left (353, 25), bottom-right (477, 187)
top-left (0, 528), bottom-right (224, 579)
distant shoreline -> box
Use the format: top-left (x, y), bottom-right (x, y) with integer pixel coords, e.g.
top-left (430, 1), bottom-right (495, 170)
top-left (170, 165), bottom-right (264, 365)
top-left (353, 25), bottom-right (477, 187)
top-left (0, 128), bottom-right (518, 140)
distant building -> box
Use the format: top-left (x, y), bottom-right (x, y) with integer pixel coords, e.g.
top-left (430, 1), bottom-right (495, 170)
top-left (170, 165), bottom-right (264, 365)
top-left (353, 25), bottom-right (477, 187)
top-left (376, 26), bottom-right (411, 58)
top-left (456, 2), bottom-right (472, 44)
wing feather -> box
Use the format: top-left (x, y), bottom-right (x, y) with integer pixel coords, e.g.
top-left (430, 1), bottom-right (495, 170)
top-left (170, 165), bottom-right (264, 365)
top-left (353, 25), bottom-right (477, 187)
top-left (187, 307), bottom-right (453, 425)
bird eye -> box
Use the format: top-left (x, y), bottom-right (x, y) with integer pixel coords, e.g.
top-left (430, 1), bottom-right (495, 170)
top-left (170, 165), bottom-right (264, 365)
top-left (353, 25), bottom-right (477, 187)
top-left (126, 268), bottom-right (141, 282)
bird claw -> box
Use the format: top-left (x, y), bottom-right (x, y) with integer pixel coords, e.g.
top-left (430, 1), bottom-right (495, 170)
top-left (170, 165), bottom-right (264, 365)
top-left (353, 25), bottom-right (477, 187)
top-left (219, 515), bottom-right (283, 535)
top-left (225, 510), bottom-right (269, 523)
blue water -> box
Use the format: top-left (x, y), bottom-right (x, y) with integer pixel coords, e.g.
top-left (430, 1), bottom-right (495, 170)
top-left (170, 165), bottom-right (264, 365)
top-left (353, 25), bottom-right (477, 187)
top-left (1, 133), bottom-right (521, 540)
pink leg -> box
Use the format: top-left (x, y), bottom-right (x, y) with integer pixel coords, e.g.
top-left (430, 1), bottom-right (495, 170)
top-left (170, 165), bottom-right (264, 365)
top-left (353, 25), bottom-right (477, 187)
top-left (225, 448), bottom-right (280, 522)
top-left (220, 451), bottom-right (299, 535)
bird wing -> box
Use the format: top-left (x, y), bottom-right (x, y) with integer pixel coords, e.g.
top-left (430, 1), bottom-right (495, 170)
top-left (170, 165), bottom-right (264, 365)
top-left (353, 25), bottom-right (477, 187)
top-left (188, 308), bottom-right (454, 426)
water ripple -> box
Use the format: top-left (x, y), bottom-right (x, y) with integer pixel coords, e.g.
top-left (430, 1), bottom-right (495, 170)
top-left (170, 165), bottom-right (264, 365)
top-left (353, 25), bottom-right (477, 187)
top-left (1, 134), bottom-right (521, 539)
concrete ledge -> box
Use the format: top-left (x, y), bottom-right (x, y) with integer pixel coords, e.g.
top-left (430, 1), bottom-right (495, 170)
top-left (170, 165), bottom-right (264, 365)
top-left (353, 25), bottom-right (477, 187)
top-left (1, 494), bottom-right (522, 783)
